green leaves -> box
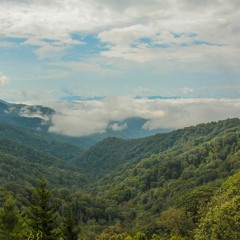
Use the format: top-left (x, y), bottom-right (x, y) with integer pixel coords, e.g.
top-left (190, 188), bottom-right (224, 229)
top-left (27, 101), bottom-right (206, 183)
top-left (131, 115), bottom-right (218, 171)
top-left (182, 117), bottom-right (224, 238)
top-left (29, 179), bottom-right (58, 240)
top-left (0, 196), bottom-right (26, 240)
top-left (194, 172), bottom-right (240, 240)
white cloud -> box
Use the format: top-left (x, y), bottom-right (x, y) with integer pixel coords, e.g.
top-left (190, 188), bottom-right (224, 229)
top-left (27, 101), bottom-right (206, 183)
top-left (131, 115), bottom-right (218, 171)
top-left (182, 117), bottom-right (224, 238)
top-left (19, 106), bottom-right (51, 122)
top-left (0, 75), bottom-right (8, 86)
top-left (97, 18), bottom-right (240, 68)
top-left (47, 97), bottom-right (240, 137)
top-left (143, 98), bottom-right (240, 130)
top-left (21, 36), bottom-right (83, 59)
top-left (108, 123), bottom-right (128, 132)
top-left (48, 97), bottom-right (165, 136)
top-left (0, 0), bottom-right (129, 42)
top-left (49, 59), bottom-right (119, 75)
top-left (182, 87), bottom-right (194, 94)
top-left (1, 0), bottom-right (239, 67)
top-left (95, 1), bottom-right (240, 71)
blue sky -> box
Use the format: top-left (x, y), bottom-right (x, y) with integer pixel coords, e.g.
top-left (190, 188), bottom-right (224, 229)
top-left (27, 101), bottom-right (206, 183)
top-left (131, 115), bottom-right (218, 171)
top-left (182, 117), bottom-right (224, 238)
top-left (0, 0), bottom-right (240, 136)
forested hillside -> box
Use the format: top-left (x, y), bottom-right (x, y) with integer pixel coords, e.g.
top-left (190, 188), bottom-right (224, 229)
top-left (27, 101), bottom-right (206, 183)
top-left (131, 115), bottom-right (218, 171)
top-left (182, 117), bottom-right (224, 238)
top-left (77, 118), bottom-right (240, 180)
top-left (0, 118), bottom-right (239, 239)
top-left (0, 123), bottom-right (84, 161)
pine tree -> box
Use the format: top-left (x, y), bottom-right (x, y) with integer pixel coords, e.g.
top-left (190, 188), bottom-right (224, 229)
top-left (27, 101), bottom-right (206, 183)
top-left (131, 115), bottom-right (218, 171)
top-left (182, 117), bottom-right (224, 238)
top-left (29, 178), bottom-right (58, 240)
top-left (62, 206), bottom-right (79, 240)
top-left (0, 196), bottom-right (25, 240)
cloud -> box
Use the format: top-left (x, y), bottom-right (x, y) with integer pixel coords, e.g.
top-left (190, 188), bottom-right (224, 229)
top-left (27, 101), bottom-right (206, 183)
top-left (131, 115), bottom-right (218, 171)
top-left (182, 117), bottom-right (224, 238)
top-left (182, 87), bottom-right (194, 94)
top-left (0, 75), bottom-right (8, 86)
top-left (143, 98), bottom-right (240, 130)
top-left (18, 106), bottom-right (51, 122)
top-left (0, 0), bottom-right (129, 45)
top-left (1, 0), bottom-right (239, 68)
top-left (49, 59), bottom-right (119, 75)
top-left (47, 97), bottom-right (240, 137)
top-left (48, 97), bottom-right (165, 136)
top-left (97, 21), bottom-right (238, 68)
top-left (21, 36), bottom-right (83, 59)
top-left (95, 1), bottom-right (240, 72)
top-left (108, 122), bottom-right (128, 132)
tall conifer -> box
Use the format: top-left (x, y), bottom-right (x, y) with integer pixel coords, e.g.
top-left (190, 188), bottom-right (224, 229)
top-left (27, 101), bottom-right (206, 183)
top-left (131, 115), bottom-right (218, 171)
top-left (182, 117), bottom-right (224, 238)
top-left (29, 178), bottom-right (58, 240)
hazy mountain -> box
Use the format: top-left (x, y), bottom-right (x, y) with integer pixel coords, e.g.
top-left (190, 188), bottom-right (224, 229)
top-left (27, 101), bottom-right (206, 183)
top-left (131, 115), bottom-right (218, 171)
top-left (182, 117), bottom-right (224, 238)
top-left (70, 117), bottom-right (171, 147)
top-left (0, 99), bottom-right (54, 131)
top-left (0, 99), bottom-right (171, 148)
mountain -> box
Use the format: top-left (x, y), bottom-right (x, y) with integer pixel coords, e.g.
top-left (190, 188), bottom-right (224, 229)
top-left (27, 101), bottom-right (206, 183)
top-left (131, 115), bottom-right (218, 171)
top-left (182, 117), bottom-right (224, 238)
top-left (0, 99), bottom-right (172, 148)
top-left (0, 138), bottom-right (85, 189)
top-left (0, 99), bottom-right (54, 131)
top-left (0, 133), bottom-right (86, 211)
top-left (0, 122), bottom-right (84, 162)
top-left (96, 117), bottom-right (170, 140)
top-left (76, 118), bottom-right (240, 180)
top-left (80, 118), bottom-right (240, 239)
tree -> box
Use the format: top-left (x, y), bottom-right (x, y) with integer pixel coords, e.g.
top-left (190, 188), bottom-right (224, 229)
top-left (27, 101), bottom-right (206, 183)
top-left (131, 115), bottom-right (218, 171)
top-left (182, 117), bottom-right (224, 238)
top-left (170, 236), bottom-right (186, 240)
top-left (134, 232), bottom-right (147, 240)
top-left (125, 237), bottom-right (133, 240)
top-left (194, 196), bottom-right (240, 240)
top-left (157, 208), bottom-right (193, 238)
top-left (151, 234), bottom-right (163, 240)
top-left (194, 172), bottom-right (240, 240)
top-left (61, 206), bottom-right (79, 240)
top-left (0, 196), bottom-right (25, 239)
top-left (29, 178), bottom-right (58, 240)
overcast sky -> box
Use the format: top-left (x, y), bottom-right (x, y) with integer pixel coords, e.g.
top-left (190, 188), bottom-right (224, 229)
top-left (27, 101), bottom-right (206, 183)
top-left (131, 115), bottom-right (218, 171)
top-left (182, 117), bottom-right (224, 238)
top-left (0, 0), bottom-right (240, 136)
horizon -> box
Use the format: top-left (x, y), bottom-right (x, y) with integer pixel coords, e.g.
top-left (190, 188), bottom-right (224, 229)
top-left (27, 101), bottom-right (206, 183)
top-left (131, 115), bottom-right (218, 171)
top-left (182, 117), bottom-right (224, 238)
top-left (1, 96), bottom-right (240, 137)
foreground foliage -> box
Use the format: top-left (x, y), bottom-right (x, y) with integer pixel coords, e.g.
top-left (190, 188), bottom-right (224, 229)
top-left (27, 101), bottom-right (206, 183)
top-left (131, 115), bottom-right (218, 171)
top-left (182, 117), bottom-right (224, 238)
top-left (0, 118), bottom-right (239, 239)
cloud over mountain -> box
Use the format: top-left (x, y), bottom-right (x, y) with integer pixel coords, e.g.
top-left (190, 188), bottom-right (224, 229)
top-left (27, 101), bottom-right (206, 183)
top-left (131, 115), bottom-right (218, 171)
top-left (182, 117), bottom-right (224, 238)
top-left (48, 97), bottom-right (240, 137)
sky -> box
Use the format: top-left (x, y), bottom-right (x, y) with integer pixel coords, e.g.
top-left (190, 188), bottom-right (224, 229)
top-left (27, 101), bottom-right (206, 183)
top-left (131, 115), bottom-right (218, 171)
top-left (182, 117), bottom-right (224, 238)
top-left (0, 0), bottom-right (240, 136)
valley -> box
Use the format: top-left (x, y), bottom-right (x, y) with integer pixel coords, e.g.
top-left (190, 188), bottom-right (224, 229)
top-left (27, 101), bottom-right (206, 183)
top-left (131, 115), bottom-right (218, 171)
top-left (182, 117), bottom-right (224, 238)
top-left (0, 100), bottom-right (239, 239)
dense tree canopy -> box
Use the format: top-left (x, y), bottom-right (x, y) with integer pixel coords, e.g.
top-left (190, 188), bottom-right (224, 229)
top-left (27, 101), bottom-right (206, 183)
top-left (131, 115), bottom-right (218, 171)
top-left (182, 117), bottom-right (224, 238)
top-left (0, 118), bottom-right (239, 239)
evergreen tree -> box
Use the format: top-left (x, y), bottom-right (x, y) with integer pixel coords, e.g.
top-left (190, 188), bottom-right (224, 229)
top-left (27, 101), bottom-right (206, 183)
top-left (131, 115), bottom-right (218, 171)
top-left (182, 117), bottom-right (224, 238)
top-left (29, 178), bottom-right (58, 240)
top-left (0, 196), bottom-right (25, 240)
top-left (62, 206), bottom-right (79, 240)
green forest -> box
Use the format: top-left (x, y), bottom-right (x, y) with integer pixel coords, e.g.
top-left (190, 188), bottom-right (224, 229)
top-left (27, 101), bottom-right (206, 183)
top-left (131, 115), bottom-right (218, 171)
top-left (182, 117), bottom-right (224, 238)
top-left (0, 118), bottom-right (240, 239)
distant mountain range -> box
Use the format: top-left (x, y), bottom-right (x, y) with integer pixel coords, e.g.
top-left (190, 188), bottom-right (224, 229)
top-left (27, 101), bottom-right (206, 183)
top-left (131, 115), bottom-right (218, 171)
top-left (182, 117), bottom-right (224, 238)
top-left (0, 99), bottom-right (54, 131)
top-left (0, 99), bottom-right (171, 148)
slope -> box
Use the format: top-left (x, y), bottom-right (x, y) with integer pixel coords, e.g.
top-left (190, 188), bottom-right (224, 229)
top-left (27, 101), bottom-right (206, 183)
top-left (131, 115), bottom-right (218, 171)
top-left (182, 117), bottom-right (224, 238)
top-left (76, 118), bottom-right (240, 180)
top-left (0, 123), bottom-right (83, 161)
top-left (88, 118), bottom-right (240, 238)
top-left (0, 137), bottom-right (85, 189)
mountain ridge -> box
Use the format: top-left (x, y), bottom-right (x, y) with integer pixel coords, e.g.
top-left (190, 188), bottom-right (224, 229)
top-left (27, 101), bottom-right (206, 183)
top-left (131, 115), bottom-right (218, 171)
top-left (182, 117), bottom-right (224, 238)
top-left (77, 118), bottom-right (240, 181)
top-left (0, 99), bottom-right (172, 148)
